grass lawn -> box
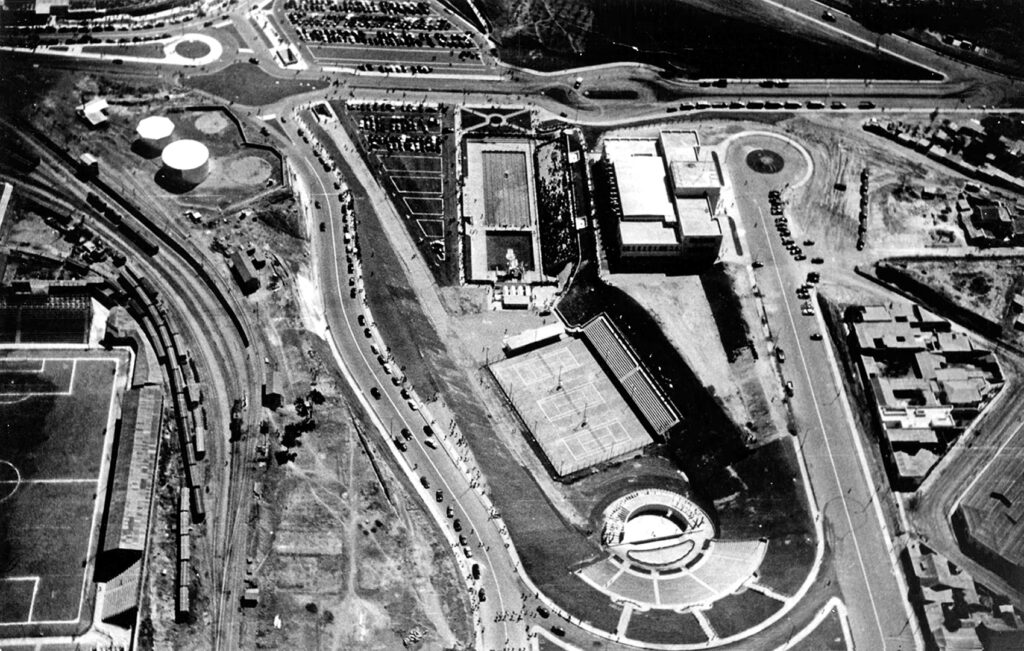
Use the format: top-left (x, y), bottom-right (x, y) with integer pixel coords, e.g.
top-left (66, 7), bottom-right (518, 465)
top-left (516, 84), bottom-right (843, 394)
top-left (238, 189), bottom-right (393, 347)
top-left (174, 40), bottom-right (211, 60)
top-left (625, 608), bottom-right (707, 644)
top-left (81, 43), bottom-right (165, 59)
top-left (184, 63), bottom-right (328, 105)
top-left (791, 605), bottom-right (848, 651)
top-left (703, 589), bottom-right (785, 638)
top-left (391, 175), bottom-right (443, 194)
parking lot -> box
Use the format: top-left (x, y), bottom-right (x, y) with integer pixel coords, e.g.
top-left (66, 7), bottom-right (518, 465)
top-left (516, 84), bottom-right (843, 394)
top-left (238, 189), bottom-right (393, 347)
top-left (282, 0), bottom-right (487, 74)
top-left (334, 99), bottom-right (460, 283)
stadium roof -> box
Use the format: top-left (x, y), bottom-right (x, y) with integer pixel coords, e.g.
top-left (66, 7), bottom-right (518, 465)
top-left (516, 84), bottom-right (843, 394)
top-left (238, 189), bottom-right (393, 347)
top-left (103, 386), bottom-right (163, 554)
top-left (583, 316), bottom-right (680, 435)
top-left (161, 139), bottom-right (209, 172)
top-left (612, 158), bottom-right (674, 221)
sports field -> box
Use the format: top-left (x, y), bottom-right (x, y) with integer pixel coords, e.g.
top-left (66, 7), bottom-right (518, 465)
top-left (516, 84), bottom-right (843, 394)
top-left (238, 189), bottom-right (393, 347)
top-left (482, 151), bottom-right (531, 228)
top-left (490, 338), bottom-right (650, 476)
top-left (0, 350), bottom-right (123, 633)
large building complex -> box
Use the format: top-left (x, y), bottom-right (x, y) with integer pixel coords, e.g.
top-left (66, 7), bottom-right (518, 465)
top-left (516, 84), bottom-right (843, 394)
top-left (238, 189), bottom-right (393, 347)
top-left (846, 301), bottom-right (1003, 489)
top-left (601, 131), bottom-right (725, 267)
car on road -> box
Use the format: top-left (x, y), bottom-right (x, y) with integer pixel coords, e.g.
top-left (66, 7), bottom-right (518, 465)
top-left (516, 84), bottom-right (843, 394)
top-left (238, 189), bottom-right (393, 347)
top-left (811, 332), bottom-right (823, 341)
top-left (776, 347), bottom-right (786, 363)
top-left (370, 387), bottom-right (381, 399)
top-left (453, 518), bottom-right (462, 532)
top-left (420, 476), bottom-right (429, 488)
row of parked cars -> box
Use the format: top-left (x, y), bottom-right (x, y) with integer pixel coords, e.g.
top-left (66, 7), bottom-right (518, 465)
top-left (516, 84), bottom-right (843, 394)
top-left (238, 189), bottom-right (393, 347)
top-left (669, 99), bottom-right (876, 113)
top-left (285, 0), bottom-right (475, 50)
top-left (358, 112), bottom-right (439, 133)
top-left (355, 62), bottom-right (433, 74)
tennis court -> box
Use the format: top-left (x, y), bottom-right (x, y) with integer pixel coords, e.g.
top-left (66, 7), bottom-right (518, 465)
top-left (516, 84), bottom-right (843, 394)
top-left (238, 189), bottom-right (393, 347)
top-left (491, 338), bottom-right (651, 476)
top-left (0, 349), bottom-right (125, 634)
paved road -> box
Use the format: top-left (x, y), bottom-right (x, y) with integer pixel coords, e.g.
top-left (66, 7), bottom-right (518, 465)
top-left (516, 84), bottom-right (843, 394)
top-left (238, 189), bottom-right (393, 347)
top-left (725, 133), bottom-right (920, 651)
top-left (283, 106), bottom-right (531, 650)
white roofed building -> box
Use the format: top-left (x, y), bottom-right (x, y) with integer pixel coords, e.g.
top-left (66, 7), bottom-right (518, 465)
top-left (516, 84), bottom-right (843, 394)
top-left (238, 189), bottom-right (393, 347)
top-left (602, 130), bottom-right (724, 266)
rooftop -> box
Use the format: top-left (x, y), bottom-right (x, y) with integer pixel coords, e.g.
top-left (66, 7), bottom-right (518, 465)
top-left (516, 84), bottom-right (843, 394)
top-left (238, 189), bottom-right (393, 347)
top-left (675, 197), bottom-right (721, 237)
top-left (659, 130), bottom-right (701, 162)
top-left (619, 219), bottom-right (680, 246)
top-left (612, 157), bottom-right (674, 221)
top-left (669, 158), bottom-right (724, 192)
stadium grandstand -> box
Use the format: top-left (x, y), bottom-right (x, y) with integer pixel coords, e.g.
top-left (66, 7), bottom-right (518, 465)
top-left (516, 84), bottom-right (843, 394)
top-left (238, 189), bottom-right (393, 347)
top-left (0, 284), bottom-right (93, 344)
top-left (98, 385), bottom-right (163, 581)
top-left (581, 315), bottom-right (680, 436)
top-left (579, 488), bottom-right (767, 610)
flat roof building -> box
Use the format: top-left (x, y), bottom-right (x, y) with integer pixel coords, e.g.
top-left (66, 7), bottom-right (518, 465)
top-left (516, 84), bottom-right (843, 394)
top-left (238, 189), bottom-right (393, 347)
top-left (602, 131), bottom-right (724, 268)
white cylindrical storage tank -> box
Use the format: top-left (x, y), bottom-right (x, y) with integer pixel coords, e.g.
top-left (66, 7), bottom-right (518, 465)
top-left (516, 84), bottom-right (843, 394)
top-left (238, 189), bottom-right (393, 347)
top-left (136, 115), bottom-right (175, 151)
top-left (161, 139), bottom-right (210, 185)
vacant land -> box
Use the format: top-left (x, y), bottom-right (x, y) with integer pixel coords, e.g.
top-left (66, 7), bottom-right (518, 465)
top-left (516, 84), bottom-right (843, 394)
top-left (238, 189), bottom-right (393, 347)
top-left (876, 257), bottom-right (1024, 343)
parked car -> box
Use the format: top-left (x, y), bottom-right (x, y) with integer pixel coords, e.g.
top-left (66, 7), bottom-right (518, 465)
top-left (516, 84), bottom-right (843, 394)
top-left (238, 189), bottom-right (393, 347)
top-left (394, 437), bottom-right (406, 451)
top-left (420, 476), bottom-right (429, 488)
top-left (776, 348), bottom-right (786, 363)
top-left (453, 518), bottom-right (462, 532)
top-left (811, 333), bottom-right (823, 341)
top-left (785, 380), bottom-right (795, 396)
top-left (811, 257), bottom-right (824, 264)
top-left (370, 387), bottom-right (381, 399)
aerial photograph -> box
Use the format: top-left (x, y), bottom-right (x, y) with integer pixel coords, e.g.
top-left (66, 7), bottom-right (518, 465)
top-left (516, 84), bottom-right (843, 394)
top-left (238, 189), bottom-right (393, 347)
top-left (1, 0), bottom-right (1023, 649)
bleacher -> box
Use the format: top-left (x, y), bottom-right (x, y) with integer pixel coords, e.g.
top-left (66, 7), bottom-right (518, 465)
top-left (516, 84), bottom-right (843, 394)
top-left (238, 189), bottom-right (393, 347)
top-left (582, 316), bottom-right (681, 436)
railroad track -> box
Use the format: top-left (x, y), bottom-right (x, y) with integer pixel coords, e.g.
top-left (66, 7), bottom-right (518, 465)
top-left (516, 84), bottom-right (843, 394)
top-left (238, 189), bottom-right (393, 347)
top-left (3, 126), bottom-right (265, 648)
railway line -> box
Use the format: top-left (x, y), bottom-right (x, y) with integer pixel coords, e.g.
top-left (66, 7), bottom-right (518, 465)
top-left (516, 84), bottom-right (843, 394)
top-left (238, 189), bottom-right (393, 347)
top-left (0, 123), bottom-right (264, 649)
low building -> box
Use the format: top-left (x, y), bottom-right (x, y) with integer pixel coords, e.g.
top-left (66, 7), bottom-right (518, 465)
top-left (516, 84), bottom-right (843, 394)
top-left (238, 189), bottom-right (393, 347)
top-left (230, 250), bottom-right (260, 295)
top-left (76, 97), bottom-right (109, 127)
top-left (263, 369), bottom-right (284, 410)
